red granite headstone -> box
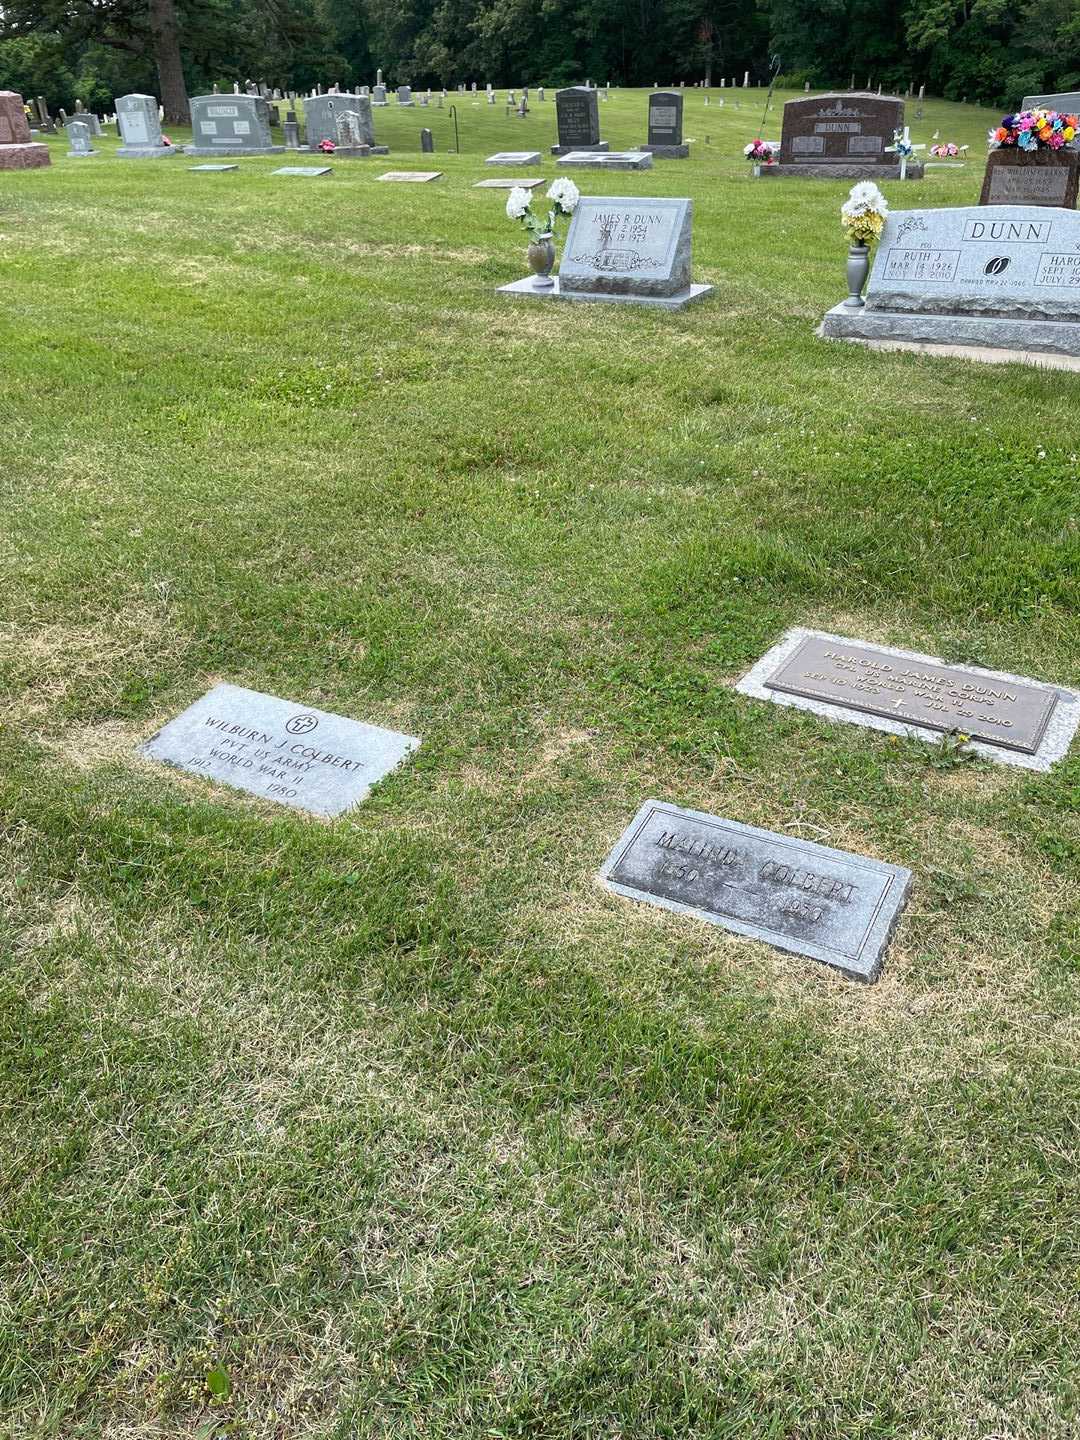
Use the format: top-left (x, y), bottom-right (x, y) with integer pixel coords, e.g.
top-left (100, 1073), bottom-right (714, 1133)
top-left (0, 91), bottom-right (50, 168)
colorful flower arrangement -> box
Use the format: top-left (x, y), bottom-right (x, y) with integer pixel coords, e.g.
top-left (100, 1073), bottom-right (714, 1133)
top-left (506, 177), bottom-right (580, 241)
top-left (743, 138), bottom-right (776, 165)
top-left (929, 141), bottom-right (960, 158)
top-left (989, 108), bottom-right (1077, 151)
top-left (318, 138), bottom-right (336, 153)
top-left (841, 182), bottom-right (889, 246)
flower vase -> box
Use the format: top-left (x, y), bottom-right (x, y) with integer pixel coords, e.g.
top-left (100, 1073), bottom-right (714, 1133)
top-left (752, 163), bottom-right (762, 178)
top-left (844, 241), bottom-right (870, 308)
top-left (526, 232), bottom-right (556, 290)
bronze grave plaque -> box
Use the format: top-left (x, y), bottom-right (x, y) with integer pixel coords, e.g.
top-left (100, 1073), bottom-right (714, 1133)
top-left (764, 636), bottom-right (1057, 754)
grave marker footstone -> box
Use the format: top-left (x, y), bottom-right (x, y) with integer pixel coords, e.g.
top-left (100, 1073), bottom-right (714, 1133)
top-left (139, 683), bottom-right (420, 817)
top-left (0, 90), bottom-right (50, 168)
top-left (377, 169), bottom-right (442, 181)
top-left (273, 165), bottom-right (332, 176)
top-left (500, 194), bottom-right (712, 308)
top-left (186, 95), bottom-right (284, 155)
top-left (763, 92), bottom-right (922, 180)
top-left (552, 85), bottom-right (608, 155)
top-left (116, 93), bottom-right (179, 157)
top-left (474, 176), bottom-right (544, 189)
top-left (737, 627), bottom-right (1080, 770)
top-left (189, 163), bottom-right (240, 171)
top-left (643, 90), bottom-right (688, 158)
top-left (599, 800), bottom-right (911, 982)
top-left (486, 150), bottom-right (542, 165)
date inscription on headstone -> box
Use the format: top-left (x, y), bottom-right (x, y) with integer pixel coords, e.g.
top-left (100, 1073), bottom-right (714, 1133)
top-left (139, 683), bottom-right (419, 817)
top-left (600, 801), bottom-right (912, 981)
top-left (765, 636), bottom-right (1057, 754)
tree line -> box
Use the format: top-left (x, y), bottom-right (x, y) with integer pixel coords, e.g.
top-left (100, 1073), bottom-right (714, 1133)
top-left (0, 0), bottom-right (1071, 126)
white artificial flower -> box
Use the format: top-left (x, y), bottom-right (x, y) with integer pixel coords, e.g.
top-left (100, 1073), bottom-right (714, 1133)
top-left (505, 186), bottom-right (532, 221)
top-left (546, 176), bottom-right (580, 212)
top-left (842, 181), bottom-right (888, 217)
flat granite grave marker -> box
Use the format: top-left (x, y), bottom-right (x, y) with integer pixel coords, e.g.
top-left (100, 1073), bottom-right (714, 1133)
top-left (500, 195), bottom-right (712, 308)
top-left (189, 163), bottom-right (239, 172)
top-left (486, 150), bottom-right (542, 165)
top-left (599, 800), bottom-right (912, 982)
top-left (820, 204), bottom-right (1080, 360)
top-left (116, 93), bottom-right (178, 157)
top-left (0, 90), bottom-right (50, 169)
top-left (474, 176), bottom-right (544, 189)
top-left (273, 165), bottom-right (332, 176)
top-left (980, 148), bottom-right (1080, 208)
top-left (737, 627), bottom-right (1080, 771)
top-left (139, 683), bottom-right (420, 818)
top-left (377, 169), bottom-right (442, 181)
top-left (186, 95), bottom-right (284, 156)
top-left (644, 91), bottom-right (688, 158)
top-left (560, 150), bottom-right (653, 170)
top-left (552, 86), bottom-right (608, 155)
top-left (763, 92), bottom-right (923, 180)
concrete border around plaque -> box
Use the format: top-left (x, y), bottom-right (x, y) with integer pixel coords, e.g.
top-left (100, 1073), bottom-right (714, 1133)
top-left (138, 682), bottom-right (420, 817)
top-left (599, 799), bottom-right (912, 982)
top-left (737, 627), bottom-right (1080, 772)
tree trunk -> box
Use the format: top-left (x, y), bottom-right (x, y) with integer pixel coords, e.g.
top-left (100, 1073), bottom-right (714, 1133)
top-left (148, 0), bottom-right (189, 125)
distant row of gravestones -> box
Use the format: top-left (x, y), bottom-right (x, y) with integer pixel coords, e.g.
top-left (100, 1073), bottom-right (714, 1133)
top-left (138, 625), bottom-right (1080, 985)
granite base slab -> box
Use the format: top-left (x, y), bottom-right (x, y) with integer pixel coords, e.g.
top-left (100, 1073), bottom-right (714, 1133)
top-left (736, 626), bottom-right (1080, 772)
top-left (641, 143), bottom-right (689, 159)
top-left (184, 144), bottom-right (284, 156)
top-left (560, 150), bottom-right (653, 170)
top-left (599, 800), bottom-right (912, 982)
top-left (118, 145), bottom-right (182, 158)
top-left (300, 144), bottom-right (388, 157)
top-left (0, 143), bottom-right (51, 170)
top-left (551, 141), bottom-right (608, 155)
top-left (499, 276), bottom-right (712, 310)
top-left (760, 162), bottom-right (924, 180)
top-left (819, 301), bottom-right (1080, 360)
top-left (486, 150), bottom-right (542, 165)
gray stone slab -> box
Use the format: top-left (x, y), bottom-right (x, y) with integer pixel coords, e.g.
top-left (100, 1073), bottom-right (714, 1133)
top-left (138, 683), bottom-right (420, 818)
top-left (377, 170), bottom-right (442, 182)
top-left (498, 276), bottom-right (713, 309)
top-left (303, 92), bottom-right (375, 149)
top-left (819, 301), bottom-right (1080, 359)
top-left (759, 161), bottom-right (922, 179)
top-left (474, 177), bottom-right (544, 189)
top-left (599, 800), bottom-right (912, 982)
top-left (737, 627), bottom-right (1080, 772)
top-left (551, 142), bottom-right (609, 156)
top-left (1022, 90), bottom-right (1080, 111)
top-left (558, 195), bottom-right (692, 299)
top-left (272, 165), bottom-right (332, 176)
top-left (641, 143), bottom-right (689, 159)
top-left (560, 150), bottom-right (653, 170)
top-left (486, 150), bottom-right (542, 165)
top-left (186, 95), bottom-right (283, 155)
top-left (189, 163), bottom-right (239, 172)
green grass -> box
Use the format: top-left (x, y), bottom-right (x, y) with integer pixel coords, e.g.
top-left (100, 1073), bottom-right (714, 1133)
top-left (2, 87), bottom-right (1079, 1439)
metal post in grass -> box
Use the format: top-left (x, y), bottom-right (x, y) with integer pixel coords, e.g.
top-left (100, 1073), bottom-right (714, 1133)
top-left (448, 103), bottom-right (459, 153)
top-left (757, 54), bottom-right (781, 135)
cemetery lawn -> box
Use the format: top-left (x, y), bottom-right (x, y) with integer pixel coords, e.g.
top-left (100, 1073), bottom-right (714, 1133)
top-left (3, 90), bottom-right (1080, 1440)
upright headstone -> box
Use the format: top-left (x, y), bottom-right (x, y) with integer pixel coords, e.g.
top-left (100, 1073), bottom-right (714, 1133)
top-left (538, 86), bottom-right (545, 102)
top-left (397, 85), bottom-right (413, 107)
top-left (420, 127), bottom-right (434, 152)
top-left (372, 84), bottom-right (387, 106)
top-left (116, 93), bottom-right (178, 158)
top-left (284, 110), bottom-right (300, 148)
top-left (820, 204), bottom-right (1080, 363)
top-left (186, 95), bottom-right (284, 155)
top-left (552, 85), bottom-right (607, 155)
top-left (303, 92), bottom-right (386, 153)
top-left (643, 90), bottom-right (687, 158)
top-left (1021, 89), bottom-right (1080, 111)
top-left (763, 92), bottom-right (921, 180)
top-left (66, 119), bottom-right (96, 156)
top-left (499, 195), bottom-right (712, 309)
top-left (33, 95), bottom-right (56, 134)
top-left (0, 91), bottom-right (50, 169)
top-left (980, 148), bottom-right (1080, 208)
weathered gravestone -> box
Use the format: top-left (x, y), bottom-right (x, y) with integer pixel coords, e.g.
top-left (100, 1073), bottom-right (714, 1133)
top-left (560, 150), bottom-right (653, 170)
top-left (0, 90), bottom-right (50, 169)
top-left (420, 128), bottom-right (434, 152)
top-left (599, 800), bottom-right (912, 982)
top-left (116, 93), bottom-right (178, 157)
top-left (820, 204), bottom-right (1080, 362)
top-left (1022, 90), bottom-right (1080, 111)
top-left (372, 84), bottom-right (388, 106)
top-left (66, 119), bottom-right (96, 156)
top-left (139, 683), bottom-right (420, 818)
top-left (980, 148), bottom-right (1080, 208)
top-left (499, 195), bottom-right (712, 309)
top-left (186, 95), bottom-right (284, 155)
top-left (397, 85), bottom-right (413, 107)
top-left (763, 92), bottom-right (923, 179)
top-left (303, 92), bottom-right (387, 155)
top-left (552, 86), bottom-right (608, 155)
top-left (737, 627), bottom-right (1080, 772)
top-left (643, 91), bottom-right (688, 158)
